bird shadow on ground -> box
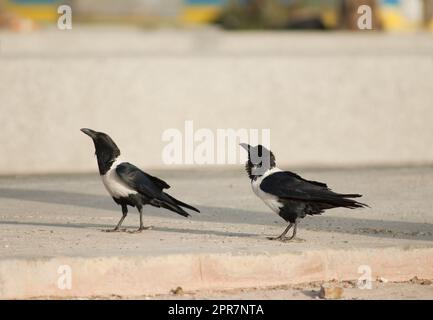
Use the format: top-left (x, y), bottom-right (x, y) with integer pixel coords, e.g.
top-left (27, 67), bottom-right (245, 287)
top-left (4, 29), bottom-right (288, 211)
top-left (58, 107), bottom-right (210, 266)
top-left (0, 187), bottom-right (432, 242)
top-left (0, 220), bottom-right (258, 239)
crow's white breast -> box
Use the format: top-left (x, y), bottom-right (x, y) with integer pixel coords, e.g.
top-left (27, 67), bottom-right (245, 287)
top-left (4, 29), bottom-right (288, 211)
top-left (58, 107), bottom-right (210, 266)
top-left (251, 167), bottom-right (283, 214)
top-left (101, 159), bottom-right (136, 199)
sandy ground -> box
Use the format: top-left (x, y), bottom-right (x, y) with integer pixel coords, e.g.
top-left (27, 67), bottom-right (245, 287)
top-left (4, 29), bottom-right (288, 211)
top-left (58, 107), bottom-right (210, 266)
top-left (44, 280), bottom-right (433, 300)
top-left (1, 167), bottom-right (433, 299)
top-left (0, 166), bottom-right (433, 260)
top-left (140, 280), bottom-right (433, 300)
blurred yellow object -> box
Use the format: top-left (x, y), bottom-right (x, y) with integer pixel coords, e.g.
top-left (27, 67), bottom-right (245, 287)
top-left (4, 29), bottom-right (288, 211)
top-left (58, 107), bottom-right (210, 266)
top-left (5, 2), bottom-right (57, 22)
top-left (321, 8), bottom-right (338, 29)
top-left (181, 6), bottom-right (221, 24)
top-left (380, 7), bottom-right (420, 31)
top-left (428, 18), bottom-right (433, 30)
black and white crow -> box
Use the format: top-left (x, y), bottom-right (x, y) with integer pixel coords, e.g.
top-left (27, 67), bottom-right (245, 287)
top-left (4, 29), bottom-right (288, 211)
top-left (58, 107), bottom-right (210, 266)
top-left (81, 128), bottom-right (199, 232)
top-left (240, 143), bottom-right (368, 242)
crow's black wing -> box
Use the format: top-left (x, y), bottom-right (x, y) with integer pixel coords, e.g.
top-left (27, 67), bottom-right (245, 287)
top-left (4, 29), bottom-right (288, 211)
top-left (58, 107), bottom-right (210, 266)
top-left (146, 174), bottom-right (170, 190)
top-left (115, 162), bottom-right (167, 198)
top-left (281, 171), bottom-right (329, 189)
top-left (260, 171), bottom-right (366, 208)
top-left (116, 162), bottom-right (195, 217)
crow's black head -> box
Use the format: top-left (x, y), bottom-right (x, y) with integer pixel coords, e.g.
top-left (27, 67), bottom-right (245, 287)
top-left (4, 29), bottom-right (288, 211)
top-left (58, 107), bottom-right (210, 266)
top-left (81, 128), bottom-right (120, 175)
top-left (240, 143), bottom-right (276, 180)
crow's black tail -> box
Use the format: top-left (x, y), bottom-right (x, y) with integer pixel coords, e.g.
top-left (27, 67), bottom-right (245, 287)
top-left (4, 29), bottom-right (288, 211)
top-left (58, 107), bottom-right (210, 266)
top-left (150, 197), bottom-right (190, 217)
top-left (164, 193), bottom-right (200, 213)
top-left (149, 193), bottom-right (199, 217)
top-left (334, 193), bottom-right (369, 209)
top-left (160, 202), bottom-right (190, 217)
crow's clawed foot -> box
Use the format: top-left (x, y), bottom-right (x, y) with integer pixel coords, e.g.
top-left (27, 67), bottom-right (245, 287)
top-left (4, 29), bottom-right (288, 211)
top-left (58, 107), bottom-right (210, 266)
top-left (267, 236), bottom-right (283, 241)
top-left (102, 228), bottom-right (127, 233)
top-left (267, 236), bottom-right (305, 243)
top-left (280, 237), bottom-right (305, 243)
top-left (127, 226), bottom-right (153, 233)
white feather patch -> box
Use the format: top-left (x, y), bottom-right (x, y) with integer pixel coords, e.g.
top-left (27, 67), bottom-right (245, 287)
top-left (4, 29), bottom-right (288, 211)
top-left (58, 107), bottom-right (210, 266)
top-left (101, 158), bottom-right (136, 199)
top-left (251, 167), bottom-right (283, 214)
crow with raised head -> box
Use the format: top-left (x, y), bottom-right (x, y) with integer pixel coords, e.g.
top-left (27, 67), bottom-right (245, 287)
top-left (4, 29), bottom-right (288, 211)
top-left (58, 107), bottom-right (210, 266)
top-left (240, 143), bottom-right (368, 242)
top-left (81, 128), bottom-right (199, 232)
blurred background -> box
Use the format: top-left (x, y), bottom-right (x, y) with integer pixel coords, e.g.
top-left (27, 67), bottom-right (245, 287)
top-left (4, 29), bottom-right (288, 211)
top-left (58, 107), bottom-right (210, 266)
top-left (0, 0), bottom-right (432, 175)
top-left (1, 0), bottom-right (433, 31)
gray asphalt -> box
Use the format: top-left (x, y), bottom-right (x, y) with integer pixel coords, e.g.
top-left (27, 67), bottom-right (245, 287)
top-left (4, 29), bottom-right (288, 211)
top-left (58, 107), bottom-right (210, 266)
top-left (1, 166), bottom-right (432, 259)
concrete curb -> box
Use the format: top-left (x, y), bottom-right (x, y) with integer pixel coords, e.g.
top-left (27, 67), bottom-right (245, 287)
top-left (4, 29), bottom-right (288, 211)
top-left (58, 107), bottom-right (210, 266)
top-left (1, 246), bottom-right (433, 299)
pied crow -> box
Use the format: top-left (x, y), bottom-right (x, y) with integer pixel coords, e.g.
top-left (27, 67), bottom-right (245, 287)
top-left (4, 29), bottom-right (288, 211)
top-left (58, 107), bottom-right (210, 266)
top-left (81, 128), bottom-right (199, 232)
top-left (240, 143), bottom-right (368, 242)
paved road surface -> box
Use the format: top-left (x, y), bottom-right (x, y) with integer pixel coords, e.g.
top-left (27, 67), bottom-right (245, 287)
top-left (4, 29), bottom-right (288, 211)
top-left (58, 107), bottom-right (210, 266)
top-left (0, 167), bottom-right (432, 298)
top-left (1, 166), bottom-right (432, 259)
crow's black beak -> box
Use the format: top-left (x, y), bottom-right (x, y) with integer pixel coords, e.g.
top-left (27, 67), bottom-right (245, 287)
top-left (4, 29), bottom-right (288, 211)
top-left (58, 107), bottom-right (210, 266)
top-left (80, 128), bottom-right (97, 139)
top-left (239, 143), bottom-right (250, 152)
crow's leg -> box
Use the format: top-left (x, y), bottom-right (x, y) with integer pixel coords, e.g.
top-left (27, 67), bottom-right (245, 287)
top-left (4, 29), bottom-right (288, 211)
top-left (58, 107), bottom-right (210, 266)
top-left (268, 221), bottom-right (305, 242)
top-left (133, 206), bottom-right (152, 232)
top-left (287, 221), bottom-right (298, 240)
top-left (282, 221), bottom-right (305, 242)
top-left (104, 204), bottom-right (128, 232)
top-left (267, 223), bottom-right (294, 241)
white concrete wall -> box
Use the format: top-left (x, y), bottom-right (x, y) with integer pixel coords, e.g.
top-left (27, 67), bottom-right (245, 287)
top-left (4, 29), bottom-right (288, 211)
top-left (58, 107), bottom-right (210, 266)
top-left (1, 28), bottom-right (433, 175)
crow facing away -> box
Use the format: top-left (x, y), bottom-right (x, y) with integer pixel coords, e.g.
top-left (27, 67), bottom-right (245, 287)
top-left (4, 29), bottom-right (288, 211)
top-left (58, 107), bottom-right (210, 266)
top-left (240, 143), bottom-right (368, 242)
top-left (81, 128), bottom-right (199, 232)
